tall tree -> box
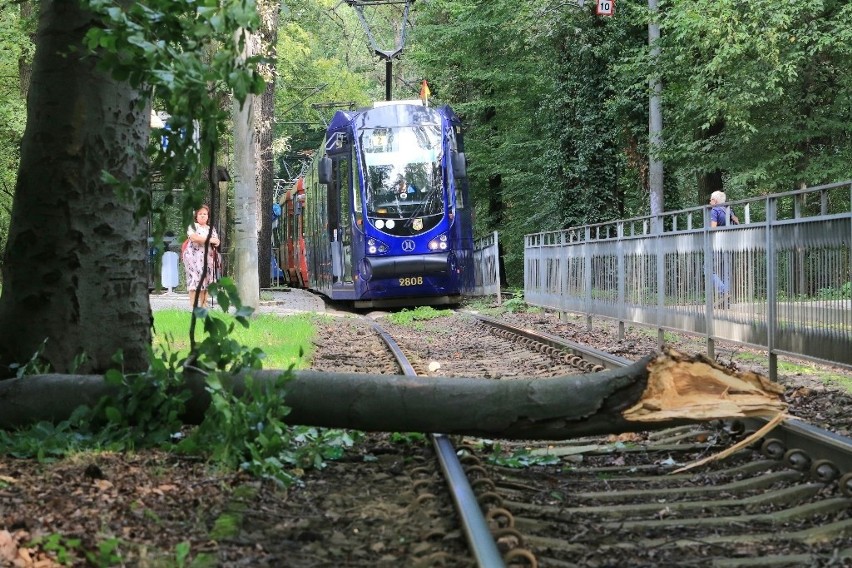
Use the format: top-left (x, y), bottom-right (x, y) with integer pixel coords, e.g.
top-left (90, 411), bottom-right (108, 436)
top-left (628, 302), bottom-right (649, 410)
top-left (659, 0), bottom-right (852, 194)
top-left (0, 0), bottom-right (152, 374)
top-left (409, 0), bottom-right (555, 283)
top-left (0, 0), bottom-right (264, 376)
top-left (234, 28), bottom-right (261, 309)
top-left (274, 0), bottom-right (375, 179)
top-left (0, 3), bottom-right (30, 264)
top-left (16, 1), bottom-right (36, 98)
top-left (256, 0), bottom-right (281, 289)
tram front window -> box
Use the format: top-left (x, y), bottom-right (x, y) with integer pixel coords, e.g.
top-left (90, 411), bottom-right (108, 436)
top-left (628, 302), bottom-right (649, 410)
top-left (360, 125), bottom-right (445, 236)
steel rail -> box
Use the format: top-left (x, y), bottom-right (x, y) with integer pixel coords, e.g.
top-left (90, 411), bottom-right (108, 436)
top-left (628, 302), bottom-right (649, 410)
top-left (471, 313), bottom-right (852, 488)
top-left (743, 416), bottom-right (852, 489)
top-left (368, 321), bottom-right (506, 568)
top-left (470, 313), bottom-right (632, 370)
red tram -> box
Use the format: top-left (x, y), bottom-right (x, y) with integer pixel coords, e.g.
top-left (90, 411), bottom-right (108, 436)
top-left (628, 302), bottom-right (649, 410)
top-left (278, 178), bottom-right (308, 288)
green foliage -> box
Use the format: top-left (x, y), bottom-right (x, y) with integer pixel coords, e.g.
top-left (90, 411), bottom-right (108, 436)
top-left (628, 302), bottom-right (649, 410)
top-left (79, 0), bottom-right (267, 251)
top-left (7, 338), bottom-right (51, 379)
top-left (385, 305), bottom-right (453, 326)
top-left (408, 0), bottom-right (852, 286)
top-left (501, 295), bottom-right (529, 314)
top-left (180, 370), bottom-right (297, 484)
top-left (0, 283), bottom-right (349, 486)
top-left (389, 432), bottom-right (427, 444)
top-left (0, 419), bottom-right (87, 461)
top-left (175, 541), bottom-right (192, 568)
top-left (409, 0), bottom-right (649, 284)
top-left (0, 4), bottom-right (29, 273)
top-left (25, 533), bottom-right (122, 567)
top-left (816, 281), bottom-right (852, 300)
top-left (23, 533), bottom-right (176, 568)
top-left (274, 1), bottom-right (378, 177)
top-left (90, 353), bottom-right (193, 450)
top-left (659, 0), bottom-right (852, 193)
top-left (180, 366), bottom-right (357, 485)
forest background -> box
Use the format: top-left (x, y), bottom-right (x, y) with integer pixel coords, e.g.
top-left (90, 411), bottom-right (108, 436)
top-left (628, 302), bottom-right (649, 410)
top-left (1, 0), bottom-right (851, 287)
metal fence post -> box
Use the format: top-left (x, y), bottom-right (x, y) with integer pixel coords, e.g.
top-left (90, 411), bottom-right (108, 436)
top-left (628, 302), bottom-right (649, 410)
top-left (617, 221), bottom-right (625, 341)
top-left (493, 231), bottom-right (501, 305)
top-left (766, 196), bottom-right (778, 381)
top-left (703, 206), bottom-right (715, 360)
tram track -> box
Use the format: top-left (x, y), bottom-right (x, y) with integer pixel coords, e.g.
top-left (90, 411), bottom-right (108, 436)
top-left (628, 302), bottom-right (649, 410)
top-left (367, 319), bottom-right (507, 567)
top-left (353, 310), bottom-right (852, 567)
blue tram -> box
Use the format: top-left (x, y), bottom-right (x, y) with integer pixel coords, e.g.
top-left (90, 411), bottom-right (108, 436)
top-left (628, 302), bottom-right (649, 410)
top-left (279, 99), bottom-right (475, 308)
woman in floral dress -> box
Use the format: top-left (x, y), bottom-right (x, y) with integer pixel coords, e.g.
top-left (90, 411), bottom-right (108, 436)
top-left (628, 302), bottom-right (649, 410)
top-left (182, 205), bottom-right (220, 308)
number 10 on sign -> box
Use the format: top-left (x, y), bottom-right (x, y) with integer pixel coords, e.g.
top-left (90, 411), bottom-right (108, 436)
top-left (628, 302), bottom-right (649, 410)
top-left (597, 0), bottom-right (615, 16)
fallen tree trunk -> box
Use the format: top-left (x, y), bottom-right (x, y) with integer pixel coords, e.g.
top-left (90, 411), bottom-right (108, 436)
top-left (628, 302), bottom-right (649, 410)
top-left (0, 350), bottom-right (786, 439)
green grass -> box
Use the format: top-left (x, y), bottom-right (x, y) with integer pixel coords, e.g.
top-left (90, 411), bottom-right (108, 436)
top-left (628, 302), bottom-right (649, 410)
top-left (152, 310), bottom-right (316, 370)
top-left (385, 305), bottom-right (453, 326)
top-left (774, 360), bottom-right (852, 395)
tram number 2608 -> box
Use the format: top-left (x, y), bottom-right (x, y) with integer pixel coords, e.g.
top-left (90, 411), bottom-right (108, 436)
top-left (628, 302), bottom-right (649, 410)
top-left (399, 276), bottom-right (424, 287)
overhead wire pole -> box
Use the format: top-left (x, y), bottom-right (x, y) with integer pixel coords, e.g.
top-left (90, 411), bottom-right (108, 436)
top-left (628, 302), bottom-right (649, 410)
top-left (586, 0), bottom-right (662, 220)
top-left (648, 0), bottom-right (666, 350)
top-left (648, 0), bottom-right (664, 222)
top-left (344, 0), bottom-right (415, 101)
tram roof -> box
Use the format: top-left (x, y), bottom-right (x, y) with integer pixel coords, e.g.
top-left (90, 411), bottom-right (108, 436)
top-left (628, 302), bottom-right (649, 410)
top-left (326, 101), bottom-right (460, 134)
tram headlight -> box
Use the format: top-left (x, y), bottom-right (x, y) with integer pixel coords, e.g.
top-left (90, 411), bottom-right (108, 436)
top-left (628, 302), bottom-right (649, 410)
top-left (367, 237), bottom-right (389, 255)
top-left (428, 233), bottom-right (449, 251)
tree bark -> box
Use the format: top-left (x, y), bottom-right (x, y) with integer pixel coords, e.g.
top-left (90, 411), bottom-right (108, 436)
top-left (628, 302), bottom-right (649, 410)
top-left (0, 0), bottom-right (152, 375)
top-left (256, 84), bottom-right (275, 289)
top-left (233, 28), bottom-right (260, 309)
top-left (0, 351), bottom-right (787, 438)
top-left (17, 1), bottom-right (36, 99)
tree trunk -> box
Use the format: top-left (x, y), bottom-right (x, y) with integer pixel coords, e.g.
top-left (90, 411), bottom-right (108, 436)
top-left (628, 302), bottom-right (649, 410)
top-left (695, 119), bottom-right (725, 206)
top-left (0, 0), bottom-right (152, 375)
top-left (255, 0), bottom-right (280, 289)
top-left (0, 351), bottom-right (786, 438)
top-left (233, 29), bottom-right (260, 309)
top-left (17, 1), bottom-right (36, 99)
top-left (257, 85), bottom-right (274, 289)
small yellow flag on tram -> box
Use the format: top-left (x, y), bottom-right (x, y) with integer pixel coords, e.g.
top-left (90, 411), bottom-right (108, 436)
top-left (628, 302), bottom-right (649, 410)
top-left (419, 80), bottom-right (431, 101)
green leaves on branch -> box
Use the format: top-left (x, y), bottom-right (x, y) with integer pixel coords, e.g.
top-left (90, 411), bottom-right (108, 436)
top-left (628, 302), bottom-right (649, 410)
top-left (1, 301), bottom-right (353, 487)
top-left (81, 0), bottom-right (267, 231)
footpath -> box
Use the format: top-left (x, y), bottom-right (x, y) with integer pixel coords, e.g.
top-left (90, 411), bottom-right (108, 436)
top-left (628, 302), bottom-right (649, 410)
top-left (149, 288), bottom-right (326, 315)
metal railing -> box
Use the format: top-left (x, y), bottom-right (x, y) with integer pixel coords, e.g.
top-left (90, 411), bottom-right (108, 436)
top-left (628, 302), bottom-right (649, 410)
top-left (473, 231), bottom-right (502, 304)
top-left (524, 181), bottom-right (852, 379)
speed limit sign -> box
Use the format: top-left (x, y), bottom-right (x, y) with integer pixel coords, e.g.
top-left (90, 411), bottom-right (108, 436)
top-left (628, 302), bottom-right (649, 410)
top-left (597, 0), bottom-right (615, 16)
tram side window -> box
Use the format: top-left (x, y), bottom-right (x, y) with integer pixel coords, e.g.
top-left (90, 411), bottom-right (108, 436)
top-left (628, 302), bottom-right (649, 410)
top-left (328, 160), bottom-right (340, 241)
top-left (336, 157), bottom-right (353, 282)
top-left (455, 185), bottom-right (465, 209)
top-left (328, 157), bottom-right (352, 241)
top-left (313, 178), bottom-right (323, 240)
top-left (450, 130), bottom-right (466, 209)
top-left (295, 195), bottom-right (304, 237)
top-left (337, 158), bottom-right (351, 241)
top-left (283, 200), bottom-right (291, 243)
top-left (352, 145), bottom-right (363, 229)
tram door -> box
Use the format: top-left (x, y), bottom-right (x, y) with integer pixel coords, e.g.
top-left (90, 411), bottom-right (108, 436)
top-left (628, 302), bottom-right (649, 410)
top-left (328, 157), bottom-right (353, 283)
